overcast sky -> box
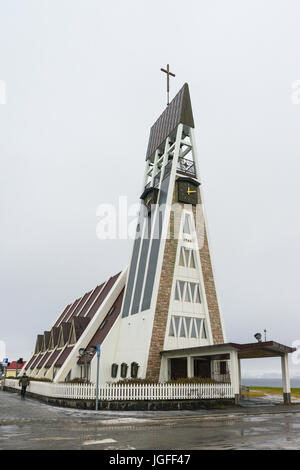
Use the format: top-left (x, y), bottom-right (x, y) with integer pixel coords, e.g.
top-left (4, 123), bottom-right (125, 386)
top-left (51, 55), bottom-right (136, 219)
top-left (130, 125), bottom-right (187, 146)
top-left (1, 0), bottom-right (299, 379)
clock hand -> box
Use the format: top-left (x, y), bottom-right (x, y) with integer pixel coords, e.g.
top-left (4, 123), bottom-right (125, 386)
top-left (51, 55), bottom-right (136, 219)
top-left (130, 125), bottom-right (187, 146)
top-left (187, 186), bottom-right (197, 195)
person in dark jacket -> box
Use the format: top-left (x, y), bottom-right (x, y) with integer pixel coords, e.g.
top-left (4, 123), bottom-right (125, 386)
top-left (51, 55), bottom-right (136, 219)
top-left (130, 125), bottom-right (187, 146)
top-left (19, 373), bottom-right (30, 398)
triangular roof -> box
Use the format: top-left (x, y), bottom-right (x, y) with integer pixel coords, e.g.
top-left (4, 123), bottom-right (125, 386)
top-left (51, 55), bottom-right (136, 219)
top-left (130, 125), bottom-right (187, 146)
top-left (146, 83), bottom-right (194, 161)
top-left (78, 288), bottom-right (124, 364)
top-left (48, 327), bottom-right (60, 350)
top-left (34, 335), bottom-right (44, 354)
top-left (68, 317), bottom-right (90, 346)
top-left (26, 272), bottom-right (122, 373)
top-left (41, 331), bottom-right (51, 352)
top-left (57, 322), bottom-right (72, 348)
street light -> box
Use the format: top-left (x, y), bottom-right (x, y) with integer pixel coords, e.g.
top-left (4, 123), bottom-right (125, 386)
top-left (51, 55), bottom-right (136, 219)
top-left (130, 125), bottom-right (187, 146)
top-left (16, 358), bottom-right (23, 378)
top-left (78, 346), bottom-right (97, 383)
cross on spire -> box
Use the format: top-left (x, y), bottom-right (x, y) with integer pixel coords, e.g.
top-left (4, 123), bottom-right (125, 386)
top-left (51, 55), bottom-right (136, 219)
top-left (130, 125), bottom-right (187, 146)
top-left (160, 64), bottom-right (175, 106)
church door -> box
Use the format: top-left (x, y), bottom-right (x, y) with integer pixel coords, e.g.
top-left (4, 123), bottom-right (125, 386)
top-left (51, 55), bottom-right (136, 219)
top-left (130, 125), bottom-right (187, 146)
top-left (170, 358), bottom-right (187, 380)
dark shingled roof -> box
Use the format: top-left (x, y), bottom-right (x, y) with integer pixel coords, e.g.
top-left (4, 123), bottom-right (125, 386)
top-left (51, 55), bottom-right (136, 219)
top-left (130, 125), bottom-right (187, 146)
top-left (37, 351), bottom-right (52, 369)
top-left (78, 288), bottom-right (125, 364)
top-left (54, 346), bottom-right (73, 368)
top-left (59, 322), bottom-right (72, 346)
top-left (27, 272), bottom-right (122, 372)
top-left (29, 353), bottom-right (44, 370)
top-left (53, 304), bottom-right (72, 328)
top-left (34, 335), bottom-right (44, 354)
top-left (44, 348), bottom-right (62, 369)
top-left (25, 355), bottom-right (37, 370)
top-left (146, 83), bottom-right (194, 161)
top-left (42, 331), bottom-right (51, 351)
top-left (50, 327), bottom-right (60, 349)
top-left (72, 316), bottom-right (90, 343)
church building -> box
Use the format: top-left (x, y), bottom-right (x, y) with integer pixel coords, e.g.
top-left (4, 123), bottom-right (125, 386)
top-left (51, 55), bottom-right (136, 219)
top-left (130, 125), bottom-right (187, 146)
top-left (23, 82), bottom-right (294, 404)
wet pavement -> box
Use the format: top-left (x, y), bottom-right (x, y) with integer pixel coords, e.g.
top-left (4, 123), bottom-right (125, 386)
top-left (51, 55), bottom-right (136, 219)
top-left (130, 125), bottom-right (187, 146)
top-left (1, 390), bottom-right (300, 449)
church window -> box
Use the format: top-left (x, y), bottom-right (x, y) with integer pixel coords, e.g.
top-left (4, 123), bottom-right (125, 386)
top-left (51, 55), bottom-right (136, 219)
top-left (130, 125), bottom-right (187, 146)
top-left (202, 321), bottom-right (207, 339)
top-left (195, 285), bottom-right (201, 303)
top-left (179, 319), bottom-right (186, 337)
top-left (120, 363), bottom-right (128, 379)
top-left (183, 248), bottom-right (190, 265)
top-left (183, 214), bottom-right (191, 234)
top-left (178, 281), bottom-right (185, 299)
top-left (185, 317), bottom-right (191, 336)
top-left (189, 251), bottom-right (196, 268)
top-left (173, 316), bottom-right (180, 336)
top-left (174, 281), bottom-right (202, 303)
top-left (179, 247), bottom-right (185, 266)
top-left (111, 363), bottom-right (118, 378)
top-left (169, 319), bottom-right (175, 337)
top-left (178, 247), bottom-right (197, 268)
top-left (196, 319), bottom-right (202, 338)
top-left (108, 306), bottom-right (115, 316)
top-left (190, 282), bottom-right (196, 300)
top-left (131, 362), bottom-right (139, 379)
top-left (184, 284), bottom-right (191, 302)
top-left (174, 283), bottom-right (180, 300)
top-left (191, 319), bottom-right (197, 338)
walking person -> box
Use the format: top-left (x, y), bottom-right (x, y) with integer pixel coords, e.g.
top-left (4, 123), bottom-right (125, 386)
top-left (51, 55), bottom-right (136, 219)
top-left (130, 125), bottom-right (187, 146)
top-left (19, 373), bottom-right (30, 399)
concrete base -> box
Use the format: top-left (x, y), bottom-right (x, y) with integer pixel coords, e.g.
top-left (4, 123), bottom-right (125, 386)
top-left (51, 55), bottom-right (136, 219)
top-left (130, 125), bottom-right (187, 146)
top-left (283, 392), bottom-right (291, 405)
top-left (4, 386), bottom-right (235, 411)
top-left (234, 394), bottom-right (240, 405)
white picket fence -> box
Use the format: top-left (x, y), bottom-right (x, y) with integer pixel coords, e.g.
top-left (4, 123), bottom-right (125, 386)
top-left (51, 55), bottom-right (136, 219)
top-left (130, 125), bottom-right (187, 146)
top-left (5, 378), bottom-right (234, 401)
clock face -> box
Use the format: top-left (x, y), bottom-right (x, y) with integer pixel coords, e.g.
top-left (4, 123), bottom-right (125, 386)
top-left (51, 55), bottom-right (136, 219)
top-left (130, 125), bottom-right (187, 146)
top-left (178, 181), bottom-right (198, 205)
top-left (142, 189), bottom-right (158, 214)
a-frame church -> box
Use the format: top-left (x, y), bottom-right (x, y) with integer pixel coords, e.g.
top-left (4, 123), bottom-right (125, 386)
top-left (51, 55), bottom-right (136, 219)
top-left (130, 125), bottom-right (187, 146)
top-left (24, 82), bottom-right (294, 404)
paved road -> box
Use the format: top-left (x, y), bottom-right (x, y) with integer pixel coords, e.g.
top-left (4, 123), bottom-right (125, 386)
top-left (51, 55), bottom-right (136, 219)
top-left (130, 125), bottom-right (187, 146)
top-left (1, 390), bottom-right (300, 450)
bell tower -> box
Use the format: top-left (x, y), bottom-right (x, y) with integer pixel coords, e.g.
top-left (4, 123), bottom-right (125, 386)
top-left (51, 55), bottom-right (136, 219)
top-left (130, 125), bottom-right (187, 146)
top-left (115, 83), bottom-right (226, 381)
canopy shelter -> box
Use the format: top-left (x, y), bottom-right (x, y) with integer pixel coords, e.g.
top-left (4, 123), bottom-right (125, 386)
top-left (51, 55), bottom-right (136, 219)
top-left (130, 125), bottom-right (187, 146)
top-left (160, 341), bottom-right (296, 404)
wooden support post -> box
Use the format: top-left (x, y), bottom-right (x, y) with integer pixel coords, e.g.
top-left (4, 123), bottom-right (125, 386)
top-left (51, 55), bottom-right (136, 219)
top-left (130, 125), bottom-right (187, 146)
top-left (187, 356), bottom-right (193, 378)
top-left (281, 353), bottom-right (291, 405)
top-left (230, 350), bottom-right (240, 405)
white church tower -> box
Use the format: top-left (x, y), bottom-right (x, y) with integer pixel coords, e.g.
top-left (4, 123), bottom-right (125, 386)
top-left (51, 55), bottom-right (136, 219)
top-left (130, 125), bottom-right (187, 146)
top-left (112, 83), bottom-right (226, 382)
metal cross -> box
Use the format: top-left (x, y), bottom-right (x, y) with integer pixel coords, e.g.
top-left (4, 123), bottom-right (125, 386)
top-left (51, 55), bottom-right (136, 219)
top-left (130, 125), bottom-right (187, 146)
top-left (160, 64), bottom-right (175, 106)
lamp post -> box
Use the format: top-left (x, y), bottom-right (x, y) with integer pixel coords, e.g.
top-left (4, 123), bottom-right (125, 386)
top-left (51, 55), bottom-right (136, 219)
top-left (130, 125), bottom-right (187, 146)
top-left (16, 358), bottom-right (23, 378)
top-left (78, 347), bottom-right (97, 383)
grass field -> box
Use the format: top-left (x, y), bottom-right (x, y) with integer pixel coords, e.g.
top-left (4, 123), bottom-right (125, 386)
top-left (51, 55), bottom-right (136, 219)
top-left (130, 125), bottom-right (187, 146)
top-left (246, 386), bottom-right (300, 399)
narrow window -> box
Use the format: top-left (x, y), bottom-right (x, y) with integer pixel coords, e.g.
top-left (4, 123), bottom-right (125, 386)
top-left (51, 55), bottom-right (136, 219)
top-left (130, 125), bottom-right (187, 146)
top-left (108, 306), bottom-right (115, 316)
top-left (190, 251), bottom-right (196, 268)
top-left (174, 282), bottom-right (180, 300)
top-left (202, 321), bottom-right (207, 339)
top-left (179, 281), bottom-right (185, 300)
top-left (191, 319), bottom-right (197, 338)
top-left (190, 282), bottom-right (196, 300)
top-left (196, 318), bottom-right (202, 338)
top-left (184, 248), bottom-right (190, 266)
top-left (185, 317), bottom-right (191, 337)
top-left (174, 316), bottom-right (180, 336)
top-left (179, 247), bottom-right (185, 266)
top-left (195, 285), bottom-right (201, 303)
top-left (169, 318), bottom-right (175, 337)
top-left (184, 283), bottom-right (191, 302)
top-left (179, 319), bottom-right (186, 337)
top-left (183, 214), bottom-right (191, 234)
